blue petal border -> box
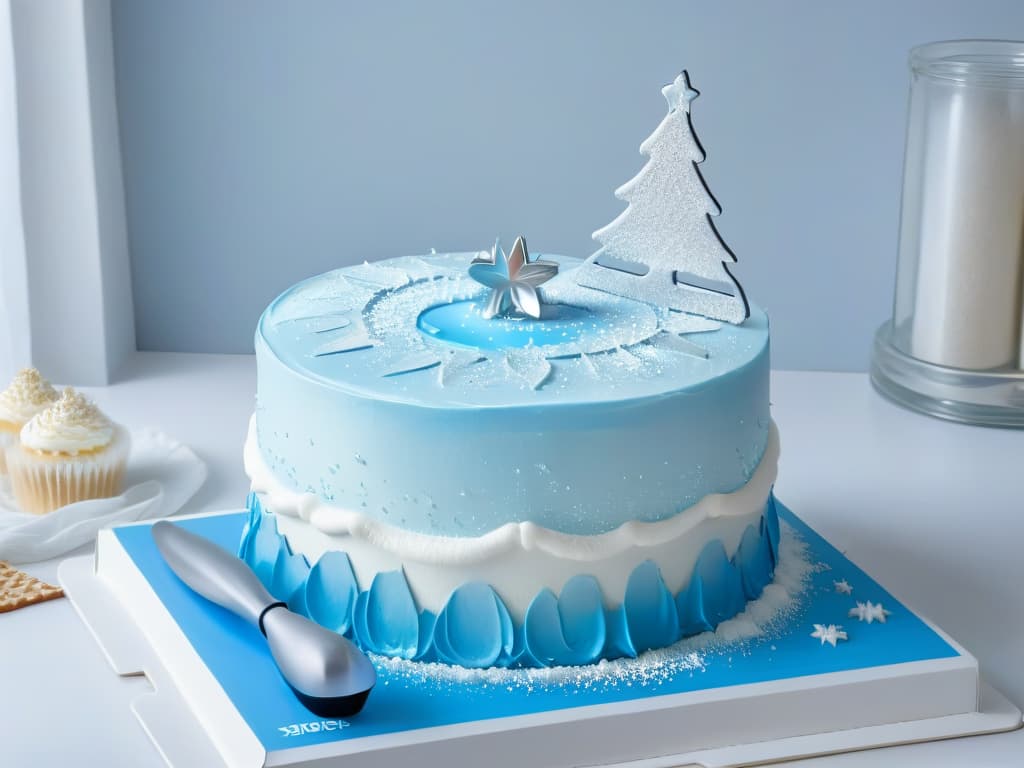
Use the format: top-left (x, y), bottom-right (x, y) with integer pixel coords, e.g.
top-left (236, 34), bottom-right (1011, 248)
top-left (238, 492), bottom-right (780, 669)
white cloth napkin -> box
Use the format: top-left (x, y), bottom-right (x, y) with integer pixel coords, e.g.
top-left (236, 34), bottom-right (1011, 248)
top-left (0, 428), bottom-right (207, 564)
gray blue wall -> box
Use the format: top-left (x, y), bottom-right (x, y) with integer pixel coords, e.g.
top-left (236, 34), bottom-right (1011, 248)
top-left (112, 0), bottom-right (1024, 370)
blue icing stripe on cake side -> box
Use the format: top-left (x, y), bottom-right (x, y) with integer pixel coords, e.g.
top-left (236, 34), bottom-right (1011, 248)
top-left (239, 493), bottom-right (780, 669)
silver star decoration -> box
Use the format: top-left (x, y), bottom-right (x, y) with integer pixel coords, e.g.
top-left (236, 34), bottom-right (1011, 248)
top-left (848, 601), bottom-right (891, 624)
top-left (662, 70), bottom-right (699, 114)
top-left (833, 579), bottom-right (853, 595)
top-left (810, 624), bottom-right (848, 647)
top-left (468, 235), bottom-right (559, 319)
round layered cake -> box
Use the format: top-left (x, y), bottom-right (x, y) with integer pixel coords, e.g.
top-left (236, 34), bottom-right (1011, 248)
top-left (241, 251), bottom-right (780, 669)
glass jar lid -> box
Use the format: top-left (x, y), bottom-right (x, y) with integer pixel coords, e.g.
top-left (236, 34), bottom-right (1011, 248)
top-left (911, 40), bottom-right (1024, 87)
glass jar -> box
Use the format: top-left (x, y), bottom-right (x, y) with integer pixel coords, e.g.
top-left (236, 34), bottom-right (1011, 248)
top-left (872, 40), bottom-right (1024, 427)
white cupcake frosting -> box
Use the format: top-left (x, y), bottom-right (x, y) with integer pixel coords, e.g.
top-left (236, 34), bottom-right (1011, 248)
top-left (20, 388), bottom-right (115, 455)
top-left (0, 368), bottom-right (59, 425)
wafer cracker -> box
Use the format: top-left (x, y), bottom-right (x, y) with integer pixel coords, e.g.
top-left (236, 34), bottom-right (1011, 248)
top-left (0, 561), bottom-right (64, 613)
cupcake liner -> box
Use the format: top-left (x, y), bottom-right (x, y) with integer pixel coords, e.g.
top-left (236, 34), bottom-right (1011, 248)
top-left (5, 427), bottom-right (130, 515)
top-left (0, 430), bottom-right (14, 475)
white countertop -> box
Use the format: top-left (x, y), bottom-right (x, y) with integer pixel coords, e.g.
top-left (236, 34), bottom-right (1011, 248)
top-left (5, 352), bottom-right (1023, 766)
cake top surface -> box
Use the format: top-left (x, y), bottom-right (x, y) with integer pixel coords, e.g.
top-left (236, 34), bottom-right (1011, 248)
top-left (258, 252), bottom-right (768, 409)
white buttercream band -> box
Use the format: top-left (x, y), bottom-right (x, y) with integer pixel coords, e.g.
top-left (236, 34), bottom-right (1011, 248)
top-left (246, 416), bottom-right (779, 618)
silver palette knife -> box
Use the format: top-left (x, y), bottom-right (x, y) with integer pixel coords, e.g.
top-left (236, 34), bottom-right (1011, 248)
top-left (152, 520), bottom-right (376, 717)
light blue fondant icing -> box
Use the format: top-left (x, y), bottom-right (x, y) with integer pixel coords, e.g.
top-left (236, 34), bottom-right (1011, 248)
top-left (434, 583), bottom-right (515, 668)
top-left (249, 507), bottom-right (284, 588)
top-left (523, 589), bottom-right (568, 666)
top-left (288, 582), bottom-right (310, 619)
top-left (359, 571), bottom-right (420, 660)
top-left (237, 497), bottom-right (258, 564)
top-left (239, 493), bottom-right (780, 669)
top-left (413, 610), bottom-right (437, 662)
top-left (677, 571), bottom-right (714, 637)
top-left (684, 541), bottom-right (747, 632)
top-left (602, 604), bottom-right (639, 661)
top-left (255, 253), bottom-right (771, 538)
top-left (623, 561), bottom-right (681, 654)
top-left (272, 545), bottom-right (310, 611)
top-left (524, 576), bottom-right (607, 667)
top-left (352, 591), bottom-right (372, 649)
top-left (304, 551), bottom-right (359, 635)
top-left (765, 492), bottom-right (781, 565)
top-left (737, 520), bottom-right (774, 600)
top-left (558, 576), bottom-right (606, 655)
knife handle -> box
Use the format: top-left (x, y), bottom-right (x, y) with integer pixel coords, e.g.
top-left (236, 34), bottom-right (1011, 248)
top-left (152, 520), bottom-right (276, 627)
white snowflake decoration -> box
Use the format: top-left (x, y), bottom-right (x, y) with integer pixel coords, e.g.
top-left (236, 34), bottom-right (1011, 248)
top-left (437, 350), bottom-right (485, 386)
top-left (504, 347), bottom-right (552, 390)
top-left (381, 349), bottom-right (444, 378)
top-left (292, 246), bottom-right (728, 391)
top-left (833, 579), bottom-right (853, 595)
top-left (649, 330), bottom-right (709, 359)
top-left (313, 325), bottom-right (374, 356)
top-left (848, 601), bottom-right (891, 624)
top-left (810, 624), bottom-right (848, 647)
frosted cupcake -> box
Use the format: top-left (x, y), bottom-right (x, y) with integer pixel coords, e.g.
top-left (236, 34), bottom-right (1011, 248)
top-left (5, 388), bottom-right (129, 514)
top-left (0, 368), bottom-right (59, 475)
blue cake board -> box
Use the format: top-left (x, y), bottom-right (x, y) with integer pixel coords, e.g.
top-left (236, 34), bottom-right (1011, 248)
top-left (60, 503), bottom-right (1020, 767)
